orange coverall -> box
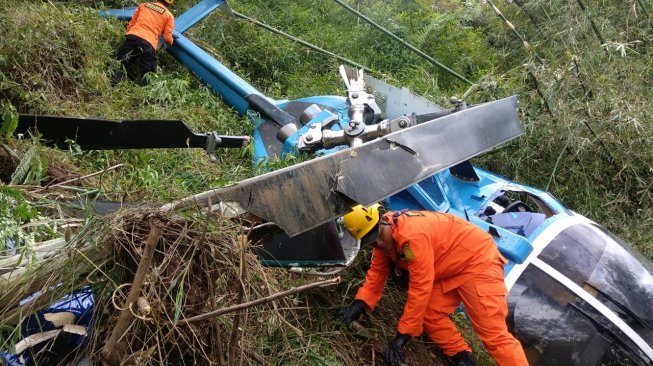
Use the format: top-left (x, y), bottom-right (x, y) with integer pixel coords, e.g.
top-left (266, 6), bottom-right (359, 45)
top-left (114, 2), bottom-right (174, 86)
top-left (127, 2), bottom-right (175, 50)
top-left (355, 211), bottom-right (528, 366)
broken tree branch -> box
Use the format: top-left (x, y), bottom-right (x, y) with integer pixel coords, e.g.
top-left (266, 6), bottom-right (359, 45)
top-left (101, 218), bottom-right (165, 366)
top-left (180, 277), bottom-right (341, 324)
top-left (228, 235), bottom-right (248, 365)
top-left (40, 163), bottom-right (124, 190)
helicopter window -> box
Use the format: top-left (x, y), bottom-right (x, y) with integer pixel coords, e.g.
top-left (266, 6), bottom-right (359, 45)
top-left (478, 191), bottom-right (553, 238)
top-left (538, 223), bottom-right (653, 344)
top-left (507, 265), bottom-right (650, 366)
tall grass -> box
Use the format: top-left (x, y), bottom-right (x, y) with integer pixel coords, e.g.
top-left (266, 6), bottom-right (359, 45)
top-left (0, 0), bottom-right (253, 201)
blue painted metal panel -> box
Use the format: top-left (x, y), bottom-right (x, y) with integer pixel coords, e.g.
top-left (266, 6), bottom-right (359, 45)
top-left (406, 185), bottom-right (441, 211)
top-left (417, 176), bottom-right (450, 211)
top-left (252, 124), bottom-right (270, 164)
top-left (385, 164), bottom-right (578, 267)
top-left (468, 216), bottom-right (533, 263)
top-left (276, 96), bottom-right (352, 157)
top-left (167, 34), bottom-right (263, 115)
top-left (175, 0), bottom-right (226, 34)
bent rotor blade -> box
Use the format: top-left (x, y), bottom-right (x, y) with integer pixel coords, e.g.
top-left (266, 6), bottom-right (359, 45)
top-left (163, 96), bottom-right (522, 237)
top-left (15, 115), bottom-right (249, 150)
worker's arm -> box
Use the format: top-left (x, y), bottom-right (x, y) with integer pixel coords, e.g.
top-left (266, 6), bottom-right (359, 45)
top-left (354, 248), bottom-right (390, 311)
top-left (162, 13), bottom-right (174, 45)
top-left (395, 233), bottom-right (435, 337)
top-left (126, 5), bottom-right (142, 32)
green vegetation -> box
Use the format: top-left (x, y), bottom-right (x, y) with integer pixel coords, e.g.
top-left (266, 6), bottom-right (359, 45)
top-left (0, 0), bottom-right (651, 364)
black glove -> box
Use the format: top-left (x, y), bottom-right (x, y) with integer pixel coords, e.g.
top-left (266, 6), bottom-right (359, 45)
top-left (336, 299), bottom-right (366, 326)
top-left (385, 332), bottom-right (410, 366)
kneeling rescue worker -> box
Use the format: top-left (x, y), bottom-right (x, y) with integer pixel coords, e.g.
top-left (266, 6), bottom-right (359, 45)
top-left (338, 204), bottom-right (528, 366)
top-left (112, 0), bottom-right (175, 86)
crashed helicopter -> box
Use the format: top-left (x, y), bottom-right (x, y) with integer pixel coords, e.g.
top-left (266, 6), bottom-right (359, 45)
top-left (5, 0), bottom-right (653, 364)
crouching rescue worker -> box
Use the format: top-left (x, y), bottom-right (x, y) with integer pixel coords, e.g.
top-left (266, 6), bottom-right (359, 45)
top-left (112, 0), bottom-right (175, 86)
top-left (337, 204), bottom-right (528, 366)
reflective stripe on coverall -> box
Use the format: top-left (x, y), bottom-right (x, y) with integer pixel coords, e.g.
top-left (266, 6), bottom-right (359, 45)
top-left (354, 211), bottom-right (528, 366)
top-left (126, 2), bottom-right (175, 50)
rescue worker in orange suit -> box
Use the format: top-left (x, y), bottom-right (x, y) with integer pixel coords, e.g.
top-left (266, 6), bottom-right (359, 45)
top-left (337, 204), bottom-right (528, 366)
top-left (112, 0), bottom-right (175, 86)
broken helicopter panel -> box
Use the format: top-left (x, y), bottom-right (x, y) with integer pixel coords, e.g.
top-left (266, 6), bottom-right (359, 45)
top-left (2, 0), bottom-right (651, 364)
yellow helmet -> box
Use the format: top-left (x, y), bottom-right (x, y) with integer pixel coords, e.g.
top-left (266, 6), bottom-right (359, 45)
top-left (161, 0), bottom-right (173, 5)
top-left (343, 204), bottom-right (381, 244)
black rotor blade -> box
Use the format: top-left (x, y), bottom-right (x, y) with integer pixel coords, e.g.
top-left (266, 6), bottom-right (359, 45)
top-left (164, 95), bottom-right (523, 237)
top-left (14, 114), bottom-right (248, 150)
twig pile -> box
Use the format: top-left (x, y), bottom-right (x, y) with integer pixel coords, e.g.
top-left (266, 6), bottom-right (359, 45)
top-left (88, 209), bottom-right (337, 366)
top-left (0, 199), bottom-right (341, 365)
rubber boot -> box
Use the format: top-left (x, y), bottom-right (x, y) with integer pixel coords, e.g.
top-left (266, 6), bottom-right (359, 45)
top-left (449, 351), bottom-right (476, 366)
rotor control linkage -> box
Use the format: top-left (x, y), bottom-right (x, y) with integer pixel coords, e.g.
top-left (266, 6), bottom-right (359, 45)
top-left (298, 67), bottom-right (414, 152)
top-left (297, 112), bottom-right (416, 152)
top-left (339, 65), bottom-right (382, 142)
top-left (298, 67), bottom-right (472, 153)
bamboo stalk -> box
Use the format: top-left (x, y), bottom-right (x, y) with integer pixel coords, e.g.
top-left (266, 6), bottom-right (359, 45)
top-left (512, 0), bottom-right (539, 25)
top-left (101, 219), bottom-right (165, 366)
top-left (571, 56), bottom-right (592, 100)
top-left (180, 277), bottom-right (341, 324)
top-left (231, 11), bottom-right (372, 73)
top-left (486, 0), bottom-right (544, 64)
top-left (524, 63), bottom-right (553, 114)
top-left (570, 56), bottom-right (619, 169)
top-left (332, 0), bottom-right (473, 85)
top-left (575, 0), bottom-right (606, 45)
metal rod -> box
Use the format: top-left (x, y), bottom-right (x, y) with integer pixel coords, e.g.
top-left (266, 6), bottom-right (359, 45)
top-left (233, 11), bottom-right (372, 73)
top-left (332, 0), bottom-right (472, 85)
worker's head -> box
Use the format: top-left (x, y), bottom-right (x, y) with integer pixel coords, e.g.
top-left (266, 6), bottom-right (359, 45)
top-left (375, 220), bottom-right (395, 253)
top-left (343, 203), bottom-right (383, 246)
top-left (160, 0), bottom-right (173, 6)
